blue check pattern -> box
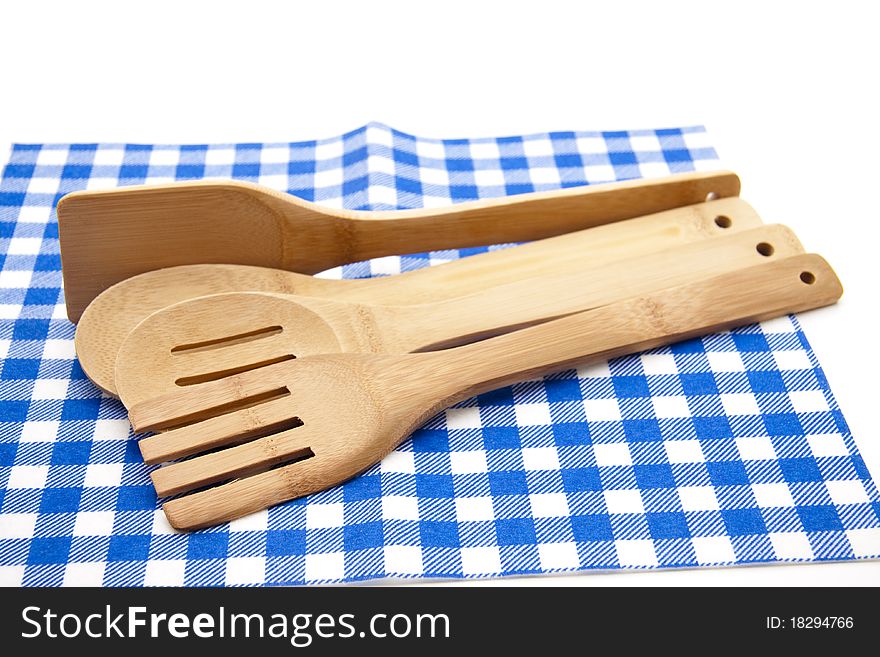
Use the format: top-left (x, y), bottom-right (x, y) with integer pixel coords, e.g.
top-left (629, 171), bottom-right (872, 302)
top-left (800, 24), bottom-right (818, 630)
top-left (1, 122), bottom-right (878, 586)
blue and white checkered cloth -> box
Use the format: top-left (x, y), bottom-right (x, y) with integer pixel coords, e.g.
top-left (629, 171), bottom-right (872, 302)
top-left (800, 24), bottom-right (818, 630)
top-left (1, 122), bottom-right (878, 586)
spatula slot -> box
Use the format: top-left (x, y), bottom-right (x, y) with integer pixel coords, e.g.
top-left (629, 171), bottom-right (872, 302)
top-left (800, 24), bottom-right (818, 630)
top-left (171, 325), bottom-right (283, 354)
top-left (175, 354), bottom-right (297, 387)
top-left (154, 443), bottom-right (315, 497)
top-left (139, 386), bottom-right (291, 432)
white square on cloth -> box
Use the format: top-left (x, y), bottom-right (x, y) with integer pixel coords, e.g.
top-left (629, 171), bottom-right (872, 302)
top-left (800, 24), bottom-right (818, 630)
top-left (789, 390), bottom-right (829, 413)
top-left (593, 443), bottom-right (632, 467)
top-left (0, 270), bottom-right (33, 288)
top-left (845, 528), bottom-right (880, 558)
top-left (664, 440), bottom-right (705, 464)
top-left (73, 511), bottom-right (116, 537)
top-left (807, 433), bottom-right (849, 458)
top-left (769, 532), bottom-right (813, 559)
top-left (450, 450), bottom-right (488, 474)
top-left (20, 420), bottom-right (59, 443)
top-left (529, 493), bottom-right (570, 518)
top-left (825, 479), bottom-right (870, 505)
top-left (735, 436), bottom-right (777, 461)
top-left (225, 557), bottom-right (266, 585)
top-left (691, 536), bottom-right (736, 564)
top-left (306, 503), bottom-right (344, 529)
top-left (751, 483), bottom-right (795, 508)
top-left (384, 545), bottom-right (423, 575)
top-left (641, 353), bottom-right (679, 375)
top-left (538, 542), bottom-right (580, 570)
top-left (62, 562), bottom-right (106, 586)
top-left (7, 237), bottom-right (42, 255)
top-left (382, 495), bottom-right (420, 521)
top-left (83, 463), bottom-right (123, 488)
top-left (381, 450), bottom-right (415, 474)
top-left (36, 147), bottom-right (69, 165)
top-left (473, 168), bottom-right (506, 187)
top-left (583, 398), bottom-right (621, 422)
top-left (305, 552), bottom-right (345, 581)
top-left (604, 489), bottom-right (644, 514)
top-left (678, 486), bottom-right (720, 511)
top-left (445, 407), bottom-right (482, 429)
top-left (706, 351), bottom-right (745, 372)
top-left (652, 395), bottom-right (691, 418)
top-left (515, 402), bottom-right (552, 426)
top-left (8, 465), bottom-right (49, 489)
top-left (144, 559), bottom-right (186, 586)
top-left (460, 546), bottom-right (502, 575)
top-left (149, 149), bottom-right (180, 166)
top-left (92, 147), bottom-right (125, 166)
top-left (720, 393), bottom-right (761, 416)
top-left (521, 137), bottom-right (556, 157)
top-left (521, 447), bottom-right (560, 471)
top-left (0, 513), bottom-right (38, 539)
top-left (615, 539), bottom-right (658, 567)
top-left (529, 167), bottom-right (560, 185)
top-left (455, 496), bottom-right (495, 522)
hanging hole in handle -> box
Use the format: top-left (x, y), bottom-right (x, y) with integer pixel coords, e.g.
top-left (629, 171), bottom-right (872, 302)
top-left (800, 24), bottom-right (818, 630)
top-left (705, 191), bottom-right (720, 202)
top-left (714, 215), bottom-right (732, 228)
top-left (756, 242), bottom-right (775, 257)
top-left (800, 271), bottom-right (816, 285)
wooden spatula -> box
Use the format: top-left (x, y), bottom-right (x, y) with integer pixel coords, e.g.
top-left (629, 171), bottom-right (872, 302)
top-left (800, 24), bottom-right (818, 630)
top-left (127, 254), bottom-right (842, 530)
top-left (115, 224), bottom-right (801, 408)
top-left (77, 197), bottom-right (759, 396)
top-left (57, 171), bottom-right (740, 322)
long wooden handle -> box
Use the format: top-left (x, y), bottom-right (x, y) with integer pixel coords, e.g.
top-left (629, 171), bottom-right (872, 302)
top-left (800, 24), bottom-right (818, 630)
top-left (413, 254), bottom-right (841, 406)
top-left (334, 196), bottom-right (760, 305)
top-left (385, 225), bottom-right (802, 351)
top-left (338, 171), bottom-right (741, 262)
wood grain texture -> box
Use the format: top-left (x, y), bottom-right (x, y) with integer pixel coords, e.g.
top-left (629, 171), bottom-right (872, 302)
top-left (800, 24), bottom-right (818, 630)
top-left (78, 197), bottom-right (760, 396)
top-left (125, 254), bottom-right (842, 530)
top-left (58, 170), bottom-right (740, 321)
top-left (114, 224), bottom-right (799, 408)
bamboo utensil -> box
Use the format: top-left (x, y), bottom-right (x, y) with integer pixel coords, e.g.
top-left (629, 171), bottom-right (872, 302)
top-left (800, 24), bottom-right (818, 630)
top-left (77, 197), bottom-right (759, 395)
top-left (127, 254), bottom-right (842, 530)
top-left (58, 171), bottom-right (740, 322)
top-left (114, 224), bottom-right (801, 408)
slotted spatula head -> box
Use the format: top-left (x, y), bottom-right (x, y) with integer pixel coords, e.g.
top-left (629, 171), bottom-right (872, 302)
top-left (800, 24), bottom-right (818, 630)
top-left (115, 293), bottom-right (349, 406)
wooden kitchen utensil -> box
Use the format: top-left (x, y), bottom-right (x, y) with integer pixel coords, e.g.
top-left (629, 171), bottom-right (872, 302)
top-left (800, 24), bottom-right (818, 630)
top-left (115, 224), bottom-right (801, 408)
top-left (77, 196), bottom-right (760, 395)
top-left (127, 254), bottom-right (842, 530)
top-left (58, 170), bottom-right (740, 322)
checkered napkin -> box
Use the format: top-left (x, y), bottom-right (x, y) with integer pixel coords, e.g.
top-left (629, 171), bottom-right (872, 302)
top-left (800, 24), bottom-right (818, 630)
top-left (1, 123), bottom-right (878, 587)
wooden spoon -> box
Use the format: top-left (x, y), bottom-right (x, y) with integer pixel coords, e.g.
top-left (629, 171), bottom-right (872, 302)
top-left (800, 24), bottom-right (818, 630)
top-left (115, 224), bottom-right (801, 408)
top-left (77, 197), bottom-right (759, 396)
top-left (126, 254), bottom-right (842, 530)
top-left (57, 171), bottom-right (739, 322)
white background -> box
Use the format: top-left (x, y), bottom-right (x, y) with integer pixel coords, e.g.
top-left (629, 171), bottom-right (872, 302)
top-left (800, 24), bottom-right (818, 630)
top-left (1, 0), bottom-right (878, 586)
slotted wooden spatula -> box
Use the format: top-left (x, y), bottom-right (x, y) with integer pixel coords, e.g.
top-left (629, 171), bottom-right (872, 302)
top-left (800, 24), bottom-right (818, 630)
top-left (57, 171), bottom-right (739, 321)
top-left (78, 197), bottom-right (759, 395)
top-left (115, 224), bottom-right (801, 408)
top-left (127, 254), bottom-right (842, 530)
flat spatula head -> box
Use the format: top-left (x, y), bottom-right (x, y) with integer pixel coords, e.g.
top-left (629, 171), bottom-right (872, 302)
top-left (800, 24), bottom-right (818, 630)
top-left (57, 181), bottom-right (318, 322)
